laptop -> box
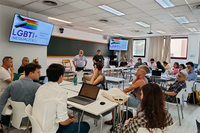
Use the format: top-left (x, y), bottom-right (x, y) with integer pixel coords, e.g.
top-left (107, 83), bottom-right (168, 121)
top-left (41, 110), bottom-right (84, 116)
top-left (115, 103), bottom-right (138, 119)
top-left (152, 70), bottom-right (161, 77)
top-left (68, 83), bottom-right (100, 106)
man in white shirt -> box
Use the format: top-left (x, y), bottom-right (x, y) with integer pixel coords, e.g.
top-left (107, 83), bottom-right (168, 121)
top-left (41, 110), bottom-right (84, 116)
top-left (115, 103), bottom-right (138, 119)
top-left (32, 64), bottom-right (90, 133)
top-left (0, 56), bottom-right (14, 94)
top-left (73, 50), bottom-right (87, 71)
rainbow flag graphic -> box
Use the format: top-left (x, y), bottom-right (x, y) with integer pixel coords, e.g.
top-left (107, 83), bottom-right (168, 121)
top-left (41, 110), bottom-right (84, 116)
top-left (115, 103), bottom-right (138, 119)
top-left (111, 40), bottom-right (120, 44)
top-left (15, 15), bottom-right (38, 30)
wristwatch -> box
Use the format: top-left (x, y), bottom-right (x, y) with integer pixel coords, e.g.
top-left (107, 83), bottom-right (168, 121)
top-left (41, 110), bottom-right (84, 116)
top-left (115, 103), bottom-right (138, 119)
top-left (70, 119), bottom-right (74, 123)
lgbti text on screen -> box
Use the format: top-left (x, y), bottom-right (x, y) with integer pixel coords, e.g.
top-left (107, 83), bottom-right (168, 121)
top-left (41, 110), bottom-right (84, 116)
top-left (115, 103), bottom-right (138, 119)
top-left (109, 39), bottom-right (128, 51)
top-left (9, 14), bottom-right (54, 46)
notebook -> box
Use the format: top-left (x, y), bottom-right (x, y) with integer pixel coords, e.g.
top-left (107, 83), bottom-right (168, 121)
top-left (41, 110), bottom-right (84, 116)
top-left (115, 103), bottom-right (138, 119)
top-left (68, 83), bottom-right (100, 106)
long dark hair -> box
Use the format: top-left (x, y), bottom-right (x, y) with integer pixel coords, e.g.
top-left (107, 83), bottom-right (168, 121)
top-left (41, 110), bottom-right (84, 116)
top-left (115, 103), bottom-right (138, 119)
top-left (135, 83), bottom-right (166, 131)
top-left (174, 62), bottom-right (179, 68)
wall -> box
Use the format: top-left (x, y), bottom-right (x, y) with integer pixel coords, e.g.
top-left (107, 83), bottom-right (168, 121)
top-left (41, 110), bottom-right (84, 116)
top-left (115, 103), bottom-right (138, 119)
top-left (47, 25), bottom-right (109, 71)
top-left (0, 4), bottom-right (48, 75)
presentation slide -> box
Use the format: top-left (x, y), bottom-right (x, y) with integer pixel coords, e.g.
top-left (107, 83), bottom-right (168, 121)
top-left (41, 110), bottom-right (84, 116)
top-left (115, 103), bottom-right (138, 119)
top-left (9, 14), bottom-right (54, 46)
top-left (109, 39), bottom-right (128, 51)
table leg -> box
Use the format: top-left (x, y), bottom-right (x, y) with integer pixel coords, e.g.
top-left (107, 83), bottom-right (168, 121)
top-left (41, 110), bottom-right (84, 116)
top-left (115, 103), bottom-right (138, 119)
top-left (123, 80), bottom-right (124, 90)
top-left (126, 100), bottom-right (128, 120)
top-left (99, 114), bottom-right (103, 133)
top-left (106, 81), bottom-right (108, 89)
top-left (113, 107), bottom-right (116, 131)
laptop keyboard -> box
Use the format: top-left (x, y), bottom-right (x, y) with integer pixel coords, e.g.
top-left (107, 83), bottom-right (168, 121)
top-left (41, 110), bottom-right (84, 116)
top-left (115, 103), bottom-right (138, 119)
top-left (69, 96), bottom-right (93, 104)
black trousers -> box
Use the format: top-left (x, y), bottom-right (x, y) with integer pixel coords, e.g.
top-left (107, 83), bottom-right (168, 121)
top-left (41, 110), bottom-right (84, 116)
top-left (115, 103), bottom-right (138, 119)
top-left (76, 67), bottom-right (84, 71)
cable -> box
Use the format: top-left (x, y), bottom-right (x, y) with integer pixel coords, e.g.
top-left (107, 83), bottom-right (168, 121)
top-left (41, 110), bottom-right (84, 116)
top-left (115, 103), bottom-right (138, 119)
top-left (78, 110), bottom-right (84, 133)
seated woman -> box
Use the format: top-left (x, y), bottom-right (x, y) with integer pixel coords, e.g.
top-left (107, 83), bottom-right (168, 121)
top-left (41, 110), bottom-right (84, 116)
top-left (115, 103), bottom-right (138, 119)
top-left (179, 64), bottom-right (186, 72)
top-left (88, 62), bottom-right (105, 87)
top-left (163, 61), bottom-right (171, 70)
top-left (156, 61), bottom-right (165, 73)
top-left (114, 83), bottom-right (173, 133)
top-left (164, 71), bottom-right (187, 103)
top-left (170, 62), bottom-right (179, 75)
top-left (128, 59), bottom-right (134, 67)
top-left (120, 58), bottom-right (128, 67)
top-left (13, 71), bottom-right (25, 81)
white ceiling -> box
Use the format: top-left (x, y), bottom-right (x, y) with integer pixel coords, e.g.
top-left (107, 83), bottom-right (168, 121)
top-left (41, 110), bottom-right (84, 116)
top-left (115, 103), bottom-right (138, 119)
top-left (0, 0), bottom-right (200, 37)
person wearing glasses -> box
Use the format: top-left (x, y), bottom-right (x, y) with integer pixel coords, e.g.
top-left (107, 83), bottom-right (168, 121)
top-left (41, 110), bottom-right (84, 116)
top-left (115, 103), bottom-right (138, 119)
top-left (186, 61), bottom-right (197, 81)
top-left (163, 71), bottom-right (187, 103)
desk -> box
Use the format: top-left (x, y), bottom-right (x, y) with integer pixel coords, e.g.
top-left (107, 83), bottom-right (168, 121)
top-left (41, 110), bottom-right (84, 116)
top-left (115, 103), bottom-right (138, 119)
top-left (61, 85), bottom-right (118, 133)
top-left (105, 76), bottom-right (125, 90)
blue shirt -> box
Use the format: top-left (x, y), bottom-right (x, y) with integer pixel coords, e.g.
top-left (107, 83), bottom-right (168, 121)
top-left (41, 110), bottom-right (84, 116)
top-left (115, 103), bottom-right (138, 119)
top-left (72, 55), bottom-right (87, 68)
top-left (187, 70), bottom-right (197, 81)
top-left (0, 78), bottom-right (40, 120)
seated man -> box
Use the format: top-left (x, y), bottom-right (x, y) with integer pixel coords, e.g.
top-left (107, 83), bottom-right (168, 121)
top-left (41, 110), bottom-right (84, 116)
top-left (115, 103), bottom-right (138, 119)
top-left (18, 57), bottom-right (29, 73)
top-left (149, 58), bottom-right (156, 69)
top-left (0, 63), bottom-right (41, 133)
top-left (32, 64), bottom-right (90, 133)
top-left (128, 59), bottom-right (134, 67)
top-left (186, 61), bottom-right (197, 81)
top-left (89, 62), bottom-right (105, 87)
top-left (123, 65), bottom-right (150, 107)
top-left (0, 56), bottom-right (14, 94)
top-left (134, 58), bottom-right (142, 68)
top-left (120, 58), bottom-right (128, 67)
top-left (164, 71), bottom-right (187, 103)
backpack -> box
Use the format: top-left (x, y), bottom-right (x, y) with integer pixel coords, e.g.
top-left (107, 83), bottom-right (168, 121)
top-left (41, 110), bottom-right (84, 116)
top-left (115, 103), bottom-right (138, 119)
top-left (187, 90), bottom-right (200, 105)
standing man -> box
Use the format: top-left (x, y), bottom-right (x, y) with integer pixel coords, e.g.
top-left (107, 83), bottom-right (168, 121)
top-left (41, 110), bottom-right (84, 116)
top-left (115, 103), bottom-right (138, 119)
top-left (18, 57), bottom-right (29, 73)
top-left (72, 50), bottom-right (87, 71)
top-left (186, 61), bottom-right (197, 81)
top-left (93, 50), bottom-right (104, 65)
top-left (0, 56), bottom-right (14, 94)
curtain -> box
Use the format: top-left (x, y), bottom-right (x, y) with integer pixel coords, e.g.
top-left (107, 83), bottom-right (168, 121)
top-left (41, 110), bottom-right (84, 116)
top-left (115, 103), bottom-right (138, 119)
top-left (162, 36), bottom-right (171, 63)
top-left (121, 38), bottom-right (133, 61)
top-left (148, 36), bottom-right (164, 62)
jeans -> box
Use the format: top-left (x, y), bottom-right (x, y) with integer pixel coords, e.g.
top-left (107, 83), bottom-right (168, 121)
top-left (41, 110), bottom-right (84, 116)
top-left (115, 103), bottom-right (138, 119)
top-left (56, 122), bottom-right (90, 133)
top-left (127, 94), bottom-right (140, 108)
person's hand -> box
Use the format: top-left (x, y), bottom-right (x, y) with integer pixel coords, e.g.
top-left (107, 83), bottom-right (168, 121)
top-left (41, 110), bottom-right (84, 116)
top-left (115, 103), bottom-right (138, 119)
top-left (71, 118), bottom-right (77, 123)
top-left (124, 118), bottom-right (133, 126)
top-left (167, 82), bottom-right (172, 86)
top-left (10, 65), bottom-right (14, 72)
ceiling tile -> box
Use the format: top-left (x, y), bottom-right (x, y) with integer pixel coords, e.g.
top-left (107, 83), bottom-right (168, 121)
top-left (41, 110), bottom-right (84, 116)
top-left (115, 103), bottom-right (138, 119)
top-left (126, 0), bottom-right (155, 6)
top-left (84, 7), bottom-right (105, 14)
top-left (166, 5), bottom-right (190, 14)
top-left (97, 12), bottom-right (116, 17)
top-left (135, 3), bottom-right (163, 11)
top-left (170, 0), bottom-right (187, 6)
top-left (96, 0), bottom-right (121, 4)
top-left (7, 0), bottom-right (37, 5)
top-left (107, 1), bottom-right (133, 10)
top-left (73, 10), bottom-right (93, 16)
top-left (69, 1), bottom-right (93, 9)
top-left (146, 9), bottom-right (168, 16)
top-left (39, 8), bottom-right (67, 16)
top-left (120, 7), bottom-right (142, 15)
top-left (57, 0), bottom-right (77, 4)
top-left (57, 13), bottom-right (80, 19)
top-left (56, 4), bottom-right (81, 12)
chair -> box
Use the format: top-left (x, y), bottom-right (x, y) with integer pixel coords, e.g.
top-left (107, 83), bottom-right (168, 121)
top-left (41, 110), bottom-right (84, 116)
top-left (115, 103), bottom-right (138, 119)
top-left (185, 81), bottom-right (196, 105)
top-left (25, 105), bottom-right (43, 133)
top-left (137, 124), bottom-right (174, 133)
top-left (166, 89), bottom-right (186, 126)
top-left (8, 99), bottom-right (31, 133)
top-left (62, 59), bottom-right (73, 71)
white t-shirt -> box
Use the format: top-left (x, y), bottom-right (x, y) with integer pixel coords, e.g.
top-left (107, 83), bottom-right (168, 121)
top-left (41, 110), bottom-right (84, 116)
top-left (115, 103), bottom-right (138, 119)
top-left (0, 67), bottom-right (11, 93)
top-left (32, 82), bottom-right (69, 133)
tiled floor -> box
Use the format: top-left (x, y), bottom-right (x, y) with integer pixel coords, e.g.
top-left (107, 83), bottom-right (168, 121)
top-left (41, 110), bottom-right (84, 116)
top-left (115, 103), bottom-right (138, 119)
top-left (3, 78), bottom-right (200, 133)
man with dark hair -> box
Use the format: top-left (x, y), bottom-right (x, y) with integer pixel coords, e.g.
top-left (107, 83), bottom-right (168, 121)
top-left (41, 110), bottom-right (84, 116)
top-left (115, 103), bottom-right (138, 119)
top-left (120, 58), bottom-right (128, 67)
top-left (0, 56), bottom-right (14, 94)
top-left (93, 50), bottom-right (104, 65)
top-left (18, 57), bottom-right (29, 73)
top-left (134, 58), bottom-right (143, 68)
top-left (0, 63), bottom-right (41, 132)
top-left (32, 64), bottom-right (90, 133)
top-left (186, 61), bottom-right (197, 81)
top-left (149, 58), bottom-right (156, 69)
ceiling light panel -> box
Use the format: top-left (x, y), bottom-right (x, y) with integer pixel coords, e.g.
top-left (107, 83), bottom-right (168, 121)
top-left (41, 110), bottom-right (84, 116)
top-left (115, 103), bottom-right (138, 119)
top-left (98, 5), bottom-right (125, 16)
top-left (175, 16), bottom-right (189, 23)
top-left (48, 17), bottom-right (72, 24)
top-left (89, 27), bottom-right (104, 31)
top-left (135, 21), bottom-right (150, 27)
top-left (155, 0), bottom-right (174, 8)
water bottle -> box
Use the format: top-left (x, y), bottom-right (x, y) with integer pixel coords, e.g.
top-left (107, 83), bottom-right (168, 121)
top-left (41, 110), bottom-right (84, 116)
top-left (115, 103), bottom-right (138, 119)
top-left (73, 74), bottom-right (77, 85)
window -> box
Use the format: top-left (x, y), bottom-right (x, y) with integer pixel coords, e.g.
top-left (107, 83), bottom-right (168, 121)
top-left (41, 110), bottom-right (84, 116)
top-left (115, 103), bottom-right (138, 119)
top-left (170, 37), bottom-right (188, 59)
top-left (133, 39), bottom-right (146, 57)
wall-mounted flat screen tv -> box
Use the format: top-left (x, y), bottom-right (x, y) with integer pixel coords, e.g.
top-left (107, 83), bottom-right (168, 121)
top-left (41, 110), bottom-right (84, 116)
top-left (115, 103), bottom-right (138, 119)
top-left (9, 14), bottom-right (54, 46)
top-left (109, 39), bottom-right (128, 51)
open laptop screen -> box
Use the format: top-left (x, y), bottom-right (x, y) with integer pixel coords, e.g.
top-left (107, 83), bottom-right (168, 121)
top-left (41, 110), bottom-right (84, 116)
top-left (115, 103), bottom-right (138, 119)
top-left (79, 83), bottom-right (100, 100)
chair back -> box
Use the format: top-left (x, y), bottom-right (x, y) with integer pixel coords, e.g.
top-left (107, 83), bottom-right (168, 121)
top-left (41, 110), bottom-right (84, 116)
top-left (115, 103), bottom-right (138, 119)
top-left (76, 71), bottom-right (84, 83)
top-left (62, 59), bottom-right (73, 71)
top-left (8, 99), bottom-right (28, 129)
top-left (176, 89), bottom-right (186, 104)
top-left (185, 81), bottom-right (194, 93)
top-left (1, 98), bottom-right (12, 115)
top-left (137, 124), bottom-right (174, 133)
top-left (25, 105), bottom-right (43, 133)
top-left (62, 59), bottom-right (70, 63)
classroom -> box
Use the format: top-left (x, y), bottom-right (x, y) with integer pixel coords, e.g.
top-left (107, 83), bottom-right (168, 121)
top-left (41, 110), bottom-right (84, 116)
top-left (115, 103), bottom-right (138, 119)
top-left (0, 0), bottom-right (200, 133)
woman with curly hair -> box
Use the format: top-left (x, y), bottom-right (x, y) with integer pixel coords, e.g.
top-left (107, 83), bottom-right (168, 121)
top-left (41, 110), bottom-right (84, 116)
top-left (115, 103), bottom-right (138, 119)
top-left (114, 83), bottom-right (173, 133)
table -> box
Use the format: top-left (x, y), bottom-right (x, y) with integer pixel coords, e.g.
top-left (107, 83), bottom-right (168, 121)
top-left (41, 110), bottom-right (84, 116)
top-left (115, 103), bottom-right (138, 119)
top-left (105, 76), bottom-right (125, 90)
top-left (61, 84), bottom-right (119, 133)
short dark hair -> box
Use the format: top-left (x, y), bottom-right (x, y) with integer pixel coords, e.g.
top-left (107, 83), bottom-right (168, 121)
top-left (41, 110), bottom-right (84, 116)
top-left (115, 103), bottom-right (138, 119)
top-left (97, 50), bottom-right (101, 52)
top-left (156, 61), bottom-right (161, 66)
top-left (174, 62), bottom-right (179, 68)
top-left (47, 64), bottom-right (65, 82)
top-left (163, 61), bottom-right (168, 65)
top-left (2, 56), bottom-right (13, 63)
top-left (186, 61), bottom-right (194, 67)
top-left (150, 58), bottom-right (154, 61)
top-left (180, 64), bottom-right (186, 69)
top-left (24, 63), bottom-right (41, 76)
top-left (95, 62), bottom-right (103, 70)
top-left (138, 58), bottom-right (142, 61)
